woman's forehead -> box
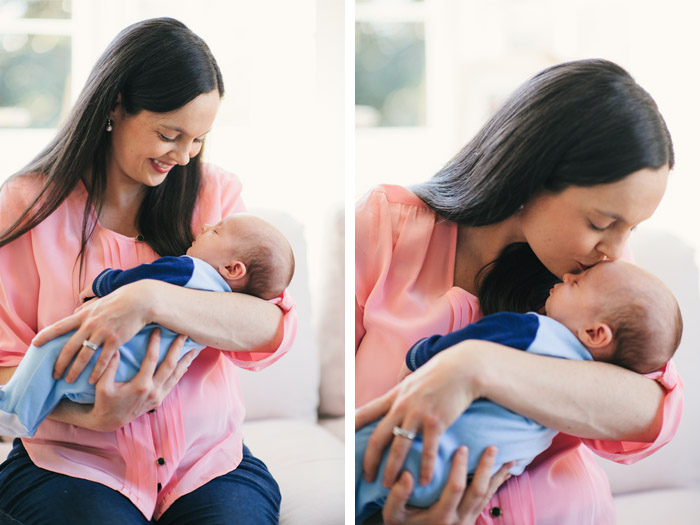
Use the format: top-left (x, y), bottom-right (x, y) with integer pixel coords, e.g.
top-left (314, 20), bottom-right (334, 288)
top-left (560, 167), bottom-right (667, 220)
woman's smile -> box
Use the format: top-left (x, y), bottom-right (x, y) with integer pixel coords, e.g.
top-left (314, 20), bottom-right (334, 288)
top-left (150, 158), bottom-right (175, 174)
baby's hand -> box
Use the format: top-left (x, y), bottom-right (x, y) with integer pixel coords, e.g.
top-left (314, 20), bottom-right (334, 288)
top-left (79, 285), bottom-right (95, 304)
top-left (397, 361), bottom-right (412, 382)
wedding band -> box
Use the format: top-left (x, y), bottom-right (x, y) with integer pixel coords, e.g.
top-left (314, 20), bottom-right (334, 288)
top-left (392, 426), bottom-right (417, 440)
top-left (82, 340), bottom-right (99, 351)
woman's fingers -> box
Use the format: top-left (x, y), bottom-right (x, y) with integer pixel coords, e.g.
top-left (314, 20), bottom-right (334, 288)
top-left (355, 389), bottom-right (396, 430)
top-left (33, 313), bottom-right (81, 347)
top-left (96, 351), bottom-right (120, 395)
top-left (418, 415), bottom-right (442, 486)
top-left (381, 411), bottom-right (421, 487)
top-left (88, 336), bottom-right (119, 384)
top-left (153, 334), bottom-right (190, 385)
top-left (433, 445), bottom-right (469, 516)
top-left (457, 446), bottom-right (500, 519)
top-left (486, 461), bottom-right (514, 498)
top-left (54, 326), bottom-right (101, 382)
top-left (134, 328), bottom-right (162, 381)
top-left (362, 410), bottom-right (398, 482)
top-left (382, 471), bottom-right (414, 525)
top-left (157, 348), bottom-right (195, 400)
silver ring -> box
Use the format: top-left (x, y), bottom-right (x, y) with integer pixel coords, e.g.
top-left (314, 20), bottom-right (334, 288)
top-left (82, 340), bottom-right (99, 351)
top-left (392, 426), bottom-right (417, 440)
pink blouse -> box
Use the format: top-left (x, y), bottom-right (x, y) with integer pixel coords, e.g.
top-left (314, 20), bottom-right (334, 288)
top-left (355, 185), bottom-right (683, 524)
top-left (0, 164), bottom-right (296, 519)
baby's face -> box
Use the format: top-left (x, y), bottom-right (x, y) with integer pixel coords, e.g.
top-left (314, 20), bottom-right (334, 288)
top-left (544, 261), bottom-right (634, 329)
top-left (186, 215), bottom-right (245, 268)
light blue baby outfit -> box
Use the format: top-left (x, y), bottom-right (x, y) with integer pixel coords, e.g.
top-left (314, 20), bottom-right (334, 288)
top-left (0, 256), bottom-right (230, 437)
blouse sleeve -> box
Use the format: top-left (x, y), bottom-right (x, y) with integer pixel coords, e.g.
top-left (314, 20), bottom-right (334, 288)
top-left (198, 164), bottom-right (296, 371)
top-left (354, 187), bottom-right (396, 352)
top-left (582, 359), bottom-right (684, 463)
top-left (0, 178), bottom-right (41, 367)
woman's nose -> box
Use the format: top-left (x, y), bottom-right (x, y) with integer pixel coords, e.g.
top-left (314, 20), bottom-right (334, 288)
top-left (562, 273), bottom-right (574, 283)
top-left (596, 226), bottom-right (632, 262)
top-left (169, 143), bottom-right (192, 166)
top-left (597, 237), bottom-right (626, 262)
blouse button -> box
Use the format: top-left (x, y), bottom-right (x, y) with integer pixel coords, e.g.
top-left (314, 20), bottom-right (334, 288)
top-left (157, 457), bottom-right (165, 466)
top-left (490, 507), bottom-right (502, 517)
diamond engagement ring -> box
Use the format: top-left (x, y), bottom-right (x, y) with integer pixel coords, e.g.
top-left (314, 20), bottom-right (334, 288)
top-left (82, 340), bottom-right (99, 351)
top-left (392, 426), bottom-right (417, 440)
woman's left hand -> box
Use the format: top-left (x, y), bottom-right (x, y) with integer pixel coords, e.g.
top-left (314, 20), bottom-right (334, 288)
top-left (356, 342), bottom-right (484, 488)
top-left (32, 281), bottom-right (154, 384)
top-left (53, 328), bottom-right (195, 432)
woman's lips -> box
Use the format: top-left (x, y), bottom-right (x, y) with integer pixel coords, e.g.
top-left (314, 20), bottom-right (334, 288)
top-left (577, 262), bottom-right (593, 272)
top-left (150, 159), bottom-right (174, 174)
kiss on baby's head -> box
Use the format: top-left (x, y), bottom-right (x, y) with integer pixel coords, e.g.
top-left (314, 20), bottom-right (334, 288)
top-left (545, 260), bottom-right (682, 374)
top-left (187, 213), bottom-right (295, 300)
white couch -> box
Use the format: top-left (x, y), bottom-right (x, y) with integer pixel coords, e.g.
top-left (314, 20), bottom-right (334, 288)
top-left (0, 206), bottom-right (346, 525)
top-left (596, 228), bottom-right (700, 523)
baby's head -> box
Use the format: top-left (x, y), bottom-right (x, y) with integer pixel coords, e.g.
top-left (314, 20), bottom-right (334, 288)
top-left (545, 260), bottom-right (682, 374)
top-left (187, 213), bottom-right (294, 300)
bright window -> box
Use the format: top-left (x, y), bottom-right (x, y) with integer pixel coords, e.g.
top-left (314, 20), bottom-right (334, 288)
top-left (0, 0), bottom-right (72, 128)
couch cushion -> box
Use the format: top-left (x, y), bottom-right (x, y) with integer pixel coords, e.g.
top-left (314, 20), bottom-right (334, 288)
top-left (614, 488), bottom-right (700, 524)
top-left (596, 229), bottom-right (700, 494)
top-left (237, 208), bottom-right (320, 422)
top-left (319, 415), bottom-right (345, 442)
top-left (242, 419), bottom-right (344, 525)
top-left (317, 206), bottom-right (345, 417)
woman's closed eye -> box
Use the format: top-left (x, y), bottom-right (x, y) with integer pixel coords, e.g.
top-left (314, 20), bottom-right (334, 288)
top-left (159, 133), bottom-right (176, 142)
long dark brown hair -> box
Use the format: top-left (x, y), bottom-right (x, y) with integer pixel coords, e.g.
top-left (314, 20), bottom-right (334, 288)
top-left (0, 17), bottom-right (224, 275)
top-left (413, 59), bottom-right (674, 315)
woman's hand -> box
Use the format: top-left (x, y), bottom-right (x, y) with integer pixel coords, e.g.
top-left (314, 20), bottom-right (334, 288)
top-left (53, 329), bottom-right (195, 432)
top-left (356, 343), bottom-right (483, 488)
top-left (382, 446), bottom-right (513, 525)
top-left (33, 282), bottom-right (153, 384)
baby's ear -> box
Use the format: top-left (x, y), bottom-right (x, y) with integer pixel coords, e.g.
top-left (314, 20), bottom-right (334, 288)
top-left (220, 260), bottom-right (247, 282)
top-left (577, 322), bottom-right (613, 349)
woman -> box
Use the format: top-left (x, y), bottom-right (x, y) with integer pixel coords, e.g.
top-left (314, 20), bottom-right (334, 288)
top-left (0, 18), bottom-right (294, 523)
top-left (355, 59), bottom-right (681, 524)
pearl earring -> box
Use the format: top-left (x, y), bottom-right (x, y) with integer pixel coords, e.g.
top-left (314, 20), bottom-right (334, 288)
top-left (106, 118), bottom-right (113, 132)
